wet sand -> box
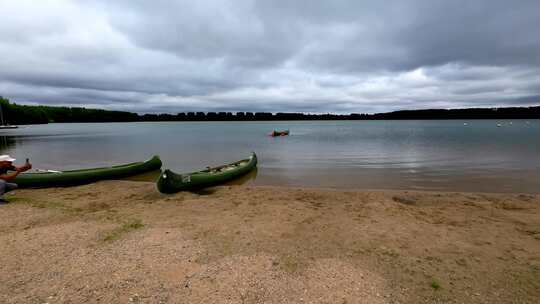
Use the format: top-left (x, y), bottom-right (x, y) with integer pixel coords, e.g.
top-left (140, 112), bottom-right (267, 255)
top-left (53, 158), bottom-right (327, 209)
top-left (0, 181), bottom-right (539, 303)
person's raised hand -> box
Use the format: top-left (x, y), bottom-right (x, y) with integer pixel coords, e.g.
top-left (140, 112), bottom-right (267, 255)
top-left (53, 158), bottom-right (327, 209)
top-left (24, 158), bottom-right (32, 171)
top-left (19, 162), bottom-right (32, 172)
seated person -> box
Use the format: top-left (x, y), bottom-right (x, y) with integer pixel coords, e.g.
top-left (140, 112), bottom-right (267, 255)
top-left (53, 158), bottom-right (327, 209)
top-left (0, 155), bottom-right (32, 204)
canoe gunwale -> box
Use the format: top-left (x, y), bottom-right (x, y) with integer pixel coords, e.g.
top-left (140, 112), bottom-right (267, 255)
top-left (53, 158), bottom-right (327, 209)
top-left (21, 158), bottom-right (153, 176)
top-left (157, 153), bottom-right (257, 193)
top-left (13, 155), bottom-right (162, 188)
top-left (198, 158), bottom-right (250, 174)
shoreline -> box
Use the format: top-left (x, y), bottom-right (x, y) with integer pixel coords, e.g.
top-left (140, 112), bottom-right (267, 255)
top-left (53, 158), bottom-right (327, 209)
top-left (240, 183), bottom-right (540, 196)
top-left (1, 181), bottom-right (539, 303)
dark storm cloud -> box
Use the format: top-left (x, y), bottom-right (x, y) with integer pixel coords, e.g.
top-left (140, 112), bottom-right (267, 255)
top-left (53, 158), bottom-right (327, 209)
top-left (256, 0), bottom-right (540, 73)
top-left (0, 0), bottom-right (539, 113)
top-left (503, 95), bottom-right (540, 105)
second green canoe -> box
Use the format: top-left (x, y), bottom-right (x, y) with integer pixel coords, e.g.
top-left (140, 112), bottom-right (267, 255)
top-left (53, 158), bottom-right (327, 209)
top-left (157, 152), bottom-right (257, 193)
top-left (14, 155), bottom-right (162, 188)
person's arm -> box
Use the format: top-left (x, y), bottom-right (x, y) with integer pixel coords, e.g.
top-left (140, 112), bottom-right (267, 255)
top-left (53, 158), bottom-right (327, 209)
top-left (0, 163), bottom-right (32, 181)
top-left (0, 170), bottom-right (22, 181)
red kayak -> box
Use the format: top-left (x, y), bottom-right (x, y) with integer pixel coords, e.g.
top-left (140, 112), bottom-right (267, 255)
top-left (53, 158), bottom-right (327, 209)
top-left (270, 130), bottom-right (290, 137)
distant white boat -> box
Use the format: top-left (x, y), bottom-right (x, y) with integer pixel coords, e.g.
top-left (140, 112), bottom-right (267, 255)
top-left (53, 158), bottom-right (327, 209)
top-left (497, 123), bottom-right (502, 127)
top-left (463, 122), bottom-right (468, 126)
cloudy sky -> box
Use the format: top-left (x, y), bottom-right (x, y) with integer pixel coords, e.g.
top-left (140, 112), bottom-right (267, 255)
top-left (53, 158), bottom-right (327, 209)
top-left (1, 0), bottom-right (539, 113)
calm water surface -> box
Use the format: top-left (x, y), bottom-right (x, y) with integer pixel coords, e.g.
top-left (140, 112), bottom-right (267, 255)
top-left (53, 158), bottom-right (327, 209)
top-left (1, 120), bottom-right (539, 193)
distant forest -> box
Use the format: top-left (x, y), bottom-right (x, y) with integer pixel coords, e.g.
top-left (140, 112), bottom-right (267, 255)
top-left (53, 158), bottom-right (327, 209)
top-left (0, 96), bottom-right (138, 124)
top-left (1, 96), bottom-right (540, 125)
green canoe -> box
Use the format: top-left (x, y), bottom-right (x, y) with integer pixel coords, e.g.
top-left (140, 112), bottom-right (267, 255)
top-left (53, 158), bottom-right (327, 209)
top-left (157, 152), bottom-right (257, 193)
top-left (13, 155), bottom-right (162, 188)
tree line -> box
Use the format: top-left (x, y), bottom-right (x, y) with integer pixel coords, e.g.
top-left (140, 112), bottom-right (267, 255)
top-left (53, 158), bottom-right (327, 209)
top-left (2, 96), bottom-right (540, 125)
top-left (1, 96), bottom-right (138, 124)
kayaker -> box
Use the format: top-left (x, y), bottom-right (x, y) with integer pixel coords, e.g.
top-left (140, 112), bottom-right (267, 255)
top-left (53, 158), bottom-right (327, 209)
top-left (0, 155), bottom-right (32, 204)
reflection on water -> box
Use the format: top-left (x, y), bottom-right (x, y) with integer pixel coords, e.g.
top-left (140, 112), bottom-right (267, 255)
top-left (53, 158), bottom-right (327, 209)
top-left (1, 121), bottom-right (540, 193)
top-left (0, 136), bottom-right (16, 152)
top-left (225, 166), bottom-right (258, 186)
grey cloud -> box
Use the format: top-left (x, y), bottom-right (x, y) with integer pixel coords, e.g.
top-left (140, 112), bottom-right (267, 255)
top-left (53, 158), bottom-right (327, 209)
top-left (101, 0), bottom-right (303, 68)
top-left (0, 0), bottom-right (539, 113)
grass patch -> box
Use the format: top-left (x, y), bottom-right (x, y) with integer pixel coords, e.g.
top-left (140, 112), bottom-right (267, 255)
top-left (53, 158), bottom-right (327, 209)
top-left (380, 247), bottom-right (400, 258)
top-left (102, 219), bottom-right (145, 242)
top-left (430, 280), bottom-right (442, 290)
top-left (12, 197), bottom-right (83, 214)
top-left (280, 255), bottom-right (300, 273)
top-left (392, 196), bottom-right (417, 205)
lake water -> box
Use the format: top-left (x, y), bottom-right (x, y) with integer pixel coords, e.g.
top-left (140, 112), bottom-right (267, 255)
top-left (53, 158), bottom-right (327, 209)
top-left (1, 120), bottom-right (539, 193)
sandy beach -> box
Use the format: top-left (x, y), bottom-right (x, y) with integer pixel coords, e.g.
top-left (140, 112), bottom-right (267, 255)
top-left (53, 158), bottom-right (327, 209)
top-left (1, 181), bottom-right (539, 303)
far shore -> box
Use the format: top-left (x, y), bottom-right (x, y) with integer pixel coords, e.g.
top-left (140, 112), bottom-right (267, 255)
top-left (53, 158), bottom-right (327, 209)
top-left (1, 181), bottom-right (539, 303)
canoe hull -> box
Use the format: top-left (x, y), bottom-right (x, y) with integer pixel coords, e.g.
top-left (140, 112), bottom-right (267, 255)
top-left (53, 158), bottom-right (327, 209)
top-left (13, 155), bottom-right (162, 188)
top-left (157, 153), bottom-right (257, 193)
